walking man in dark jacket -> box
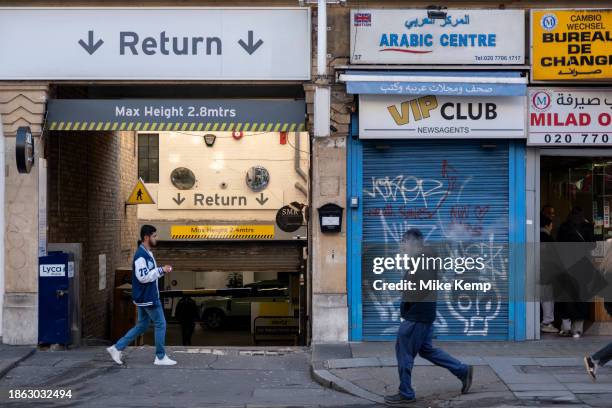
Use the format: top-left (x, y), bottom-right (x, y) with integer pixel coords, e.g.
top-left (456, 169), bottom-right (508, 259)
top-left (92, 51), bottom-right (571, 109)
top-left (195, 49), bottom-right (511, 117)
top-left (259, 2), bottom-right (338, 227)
top-left (385, 229), bottom-right (473, 406)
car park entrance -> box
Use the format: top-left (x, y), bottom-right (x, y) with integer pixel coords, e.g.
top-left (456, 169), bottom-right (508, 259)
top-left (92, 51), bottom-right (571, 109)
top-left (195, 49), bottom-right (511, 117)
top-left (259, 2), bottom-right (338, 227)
top-left (44, 83), bottom-right (310, 347)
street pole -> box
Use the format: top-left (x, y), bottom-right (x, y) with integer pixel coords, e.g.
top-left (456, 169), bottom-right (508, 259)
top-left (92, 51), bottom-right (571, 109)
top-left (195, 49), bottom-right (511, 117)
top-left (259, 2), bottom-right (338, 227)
top-left (0, 115), bottom-right (5, 339)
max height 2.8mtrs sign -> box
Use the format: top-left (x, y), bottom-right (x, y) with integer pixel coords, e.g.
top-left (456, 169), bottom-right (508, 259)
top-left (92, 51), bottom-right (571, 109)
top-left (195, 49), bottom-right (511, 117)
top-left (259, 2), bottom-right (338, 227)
top-left (532, 9), bottom-right (612, 80)
top-left (529, 89), bottom-right (612, 146)
top-left (359, 95), bottom-right (525, 139)
top-left (350, 9), bottom-right (525, 64)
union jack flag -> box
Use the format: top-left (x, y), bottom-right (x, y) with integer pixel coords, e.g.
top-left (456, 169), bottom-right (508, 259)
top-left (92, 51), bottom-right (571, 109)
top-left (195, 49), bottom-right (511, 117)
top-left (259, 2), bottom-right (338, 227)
top-left (354, 13), bottom-right (371, 26)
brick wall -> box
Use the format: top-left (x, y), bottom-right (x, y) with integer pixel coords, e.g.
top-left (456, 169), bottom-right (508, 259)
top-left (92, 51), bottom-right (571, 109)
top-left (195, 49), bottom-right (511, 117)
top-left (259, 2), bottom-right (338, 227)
top-left (47, 131), bottom-right (137, 340)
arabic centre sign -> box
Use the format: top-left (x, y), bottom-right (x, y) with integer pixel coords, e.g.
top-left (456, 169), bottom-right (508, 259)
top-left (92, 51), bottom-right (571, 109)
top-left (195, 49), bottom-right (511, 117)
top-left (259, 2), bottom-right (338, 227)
top-left (0, 7), bottom-right (310, 80)
top-left (528, 89), bottom-right (612, 146)
top-left (350, 9), bottom-right (525, 64)
top-left (531, 9), bottom-right (612, 80)
top-left (359, 94), bottom-right (525, 139)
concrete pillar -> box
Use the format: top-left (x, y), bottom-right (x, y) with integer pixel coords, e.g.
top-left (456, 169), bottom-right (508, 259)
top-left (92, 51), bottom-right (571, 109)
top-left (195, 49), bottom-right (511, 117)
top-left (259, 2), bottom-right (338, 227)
top-left (0, 82), bottom-right (49, 344)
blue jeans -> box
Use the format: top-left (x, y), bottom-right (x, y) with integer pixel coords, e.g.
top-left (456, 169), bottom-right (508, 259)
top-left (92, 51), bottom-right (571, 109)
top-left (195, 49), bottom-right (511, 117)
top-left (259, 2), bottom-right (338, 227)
top-left (593, 342), bottom-right (612, 367)
top-left (395, 320), bottom-right (468, 399)
top-left (115, 303), bottom-right (166, 359)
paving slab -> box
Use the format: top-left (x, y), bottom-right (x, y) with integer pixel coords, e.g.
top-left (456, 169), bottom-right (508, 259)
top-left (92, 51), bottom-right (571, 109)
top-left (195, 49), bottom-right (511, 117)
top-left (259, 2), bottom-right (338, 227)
top-left (565, 382), bottom-right (612, 393)
top-left (312, 343), bottom-right (352, 363)
top-left (0, 346), bottom-right (36, 378)
top-left (506, 382), bottom-right (567, 391)
top-left (326, 357), bottom-right (379, 369)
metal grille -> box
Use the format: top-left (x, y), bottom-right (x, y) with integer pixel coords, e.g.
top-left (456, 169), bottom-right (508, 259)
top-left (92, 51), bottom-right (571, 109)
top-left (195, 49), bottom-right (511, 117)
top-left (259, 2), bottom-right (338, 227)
top-left (153, 242), bottom-right (302, 273)
top-left (361, 140), bottom-right (510, 340)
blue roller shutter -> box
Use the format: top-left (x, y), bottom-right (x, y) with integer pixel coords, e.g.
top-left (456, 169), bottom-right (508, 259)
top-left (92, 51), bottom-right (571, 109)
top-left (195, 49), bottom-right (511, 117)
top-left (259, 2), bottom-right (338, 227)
top-left (361, 140), bottom-right (510, 340)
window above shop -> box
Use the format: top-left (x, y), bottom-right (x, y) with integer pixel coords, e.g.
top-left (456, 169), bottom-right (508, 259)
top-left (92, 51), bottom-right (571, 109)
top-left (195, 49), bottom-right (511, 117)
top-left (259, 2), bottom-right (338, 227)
top-left (138, 133), bottom-right (159, 183)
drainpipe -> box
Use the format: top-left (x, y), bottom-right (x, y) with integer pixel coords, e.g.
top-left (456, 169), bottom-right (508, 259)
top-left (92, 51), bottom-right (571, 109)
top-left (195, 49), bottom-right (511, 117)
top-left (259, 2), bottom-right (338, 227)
top-left (317, 0), bottom-right (326, 78)
top-left (294, 132), bottom-right (308, 197)
top-left (0, 117), bottom-right (5, 339)
top-left (314, 0), bottom-right (330, 138)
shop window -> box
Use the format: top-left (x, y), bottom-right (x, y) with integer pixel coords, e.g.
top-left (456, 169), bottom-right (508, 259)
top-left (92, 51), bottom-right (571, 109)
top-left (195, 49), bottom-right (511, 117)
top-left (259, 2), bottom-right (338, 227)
top-left (138, 133), bottom-right (159, 183)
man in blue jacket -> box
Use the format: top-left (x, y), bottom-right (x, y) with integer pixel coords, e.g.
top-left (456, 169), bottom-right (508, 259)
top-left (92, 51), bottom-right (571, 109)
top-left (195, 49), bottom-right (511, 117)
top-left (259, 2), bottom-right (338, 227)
top-left (107, 225), bottom-right (176, 366)
top-left (385, 229), bottom-right (472, 406)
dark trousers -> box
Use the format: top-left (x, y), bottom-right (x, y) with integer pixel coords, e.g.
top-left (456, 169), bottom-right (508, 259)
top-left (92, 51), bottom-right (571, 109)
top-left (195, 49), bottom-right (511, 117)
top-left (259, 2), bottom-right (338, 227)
top-left (395, 320), bottom-right (468, 399)
top-left (593, 342), bottom-right (612, 367)
top-left (180, 322), bottom-right (195, 346)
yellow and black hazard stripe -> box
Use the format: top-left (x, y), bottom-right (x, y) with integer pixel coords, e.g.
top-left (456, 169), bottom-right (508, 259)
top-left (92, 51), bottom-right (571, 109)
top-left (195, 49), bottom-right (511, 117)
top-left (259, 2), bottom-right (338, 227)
top-left (47, 121), bottom-right (307, 132)
top-left (171, 234), bottom-right (274, 239)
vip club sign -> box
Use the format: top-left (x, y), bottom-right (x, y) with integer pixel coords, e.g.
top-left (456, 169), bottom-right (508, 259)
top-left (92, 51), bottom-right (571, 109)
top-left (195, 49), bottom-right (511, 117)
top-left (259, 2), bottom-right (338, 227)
top-left (532, 9), bottom-right (612, 80)
top-left (358, 94), bottom-right (525, 139)
top-left (528, 89), bottom-right (612, 146)
top-left (350, 9), bottom-right (525, 64)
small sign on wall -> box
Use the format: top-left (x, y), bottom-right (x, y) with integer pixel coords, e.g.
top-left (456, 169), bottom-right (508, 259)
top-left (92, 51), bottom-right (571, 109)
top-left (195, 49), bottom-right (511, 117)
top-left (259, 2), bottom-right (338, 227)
top-left (99, 254), bottom-right (107, 290)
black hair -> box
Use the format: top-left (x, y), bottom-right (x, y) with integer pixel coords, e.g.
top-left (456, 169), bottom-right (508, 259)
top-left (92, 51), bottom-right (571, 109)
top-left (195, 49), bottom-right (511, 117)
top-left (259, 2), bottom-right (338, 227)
top-left (401, 228), bottom-right (424, 242)
top-left (540, 216), bottom-right (553, 229)
top-left (540, 204), bottom-right (553, 213)
top-left (569, 206), bottom-right (583, 216)
top-left (140, 225), bottom-right (157, 241)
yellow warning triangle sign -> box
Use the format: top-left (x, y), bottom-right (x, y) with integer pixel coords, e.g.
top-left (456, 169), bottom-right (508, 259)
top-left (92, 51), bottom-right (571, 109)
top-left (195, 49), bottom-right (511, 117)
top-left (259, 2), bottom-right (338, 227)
top-left (126, 178), bottom-right (155, 205)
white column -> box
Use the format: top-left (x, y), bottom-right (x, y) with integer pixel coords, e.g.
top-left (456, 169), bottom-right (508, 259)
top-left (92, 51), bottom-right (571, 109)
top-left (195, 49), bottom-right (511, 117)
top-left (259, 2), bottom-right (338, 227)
top-left (0, 117), bottom-right (4, 339)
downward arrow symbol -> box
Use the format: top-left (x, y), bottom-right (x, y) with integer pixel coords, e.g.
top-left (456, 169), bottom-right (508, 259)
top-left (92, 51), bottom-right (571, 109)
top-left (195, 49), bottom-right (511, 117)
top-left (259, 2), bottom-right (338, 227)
top-left (78, 30), bottom-right (104, 55)
top-left (255, 193), bottom-right (269, 206)
top-left (173, 193), bottom-right (186, 206)
top-left (238, 31), bottom-right (264, 55)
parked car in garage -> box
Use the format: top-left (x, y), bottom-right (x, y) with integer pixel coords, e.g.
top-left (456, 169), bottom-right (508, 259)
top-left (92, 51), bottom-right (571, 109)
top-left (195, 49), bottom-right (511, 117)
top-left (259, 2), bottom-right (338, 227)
top-left (199, 280), bottom-right (289, 329)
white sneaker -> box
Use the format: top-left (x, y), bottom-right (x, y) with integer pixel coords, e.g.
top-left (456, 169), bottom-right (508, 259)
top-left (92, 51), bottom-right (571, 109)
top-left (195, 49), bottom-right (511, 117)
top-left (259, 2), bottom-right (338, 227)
top-left (106, 345), bottom-right (123, 365)
top-left (154, 355), bottom-right (177, 366)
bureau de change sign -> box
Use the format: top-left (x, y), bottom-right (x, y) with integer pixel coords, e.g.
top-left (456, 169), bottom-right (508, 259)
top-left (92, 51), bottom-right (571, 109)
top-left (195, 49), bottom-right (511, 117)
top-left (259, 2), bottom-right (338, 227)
top-left (350, 9), bottom-right (525, 64)
top-left (0, 8), bottom-right (310, 80)
top-left (531, 9), bottom-right (612, 81)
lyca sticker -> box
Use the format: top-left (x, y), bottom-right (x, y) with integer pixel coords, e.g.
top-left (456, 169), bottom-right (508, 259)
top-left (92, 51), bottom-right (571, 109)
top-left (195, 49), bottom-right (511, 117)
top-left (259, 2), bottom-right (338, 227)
top-left (40, 264), bottom-right (66, 277)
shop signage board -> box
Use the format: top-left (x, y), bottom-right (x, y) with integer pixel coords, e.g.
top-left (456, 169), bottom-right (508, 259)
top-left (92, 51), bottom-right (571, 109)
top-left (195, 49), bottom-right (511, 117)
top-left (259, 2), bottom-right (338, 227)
top-left (350, 9), bottom-right (525, 64)
top-left (0, 8), bottom-right (310, 80)
top-left (358, 94), bottom-right (525, 139)
top-left (46, 99), bottom-right (306, 132)
top-left (528, 88), bottom-right (612, 146)
top-left (158, 190), bottom-right (282, 210)
top-left (531, 9), bottom-right (612, 81)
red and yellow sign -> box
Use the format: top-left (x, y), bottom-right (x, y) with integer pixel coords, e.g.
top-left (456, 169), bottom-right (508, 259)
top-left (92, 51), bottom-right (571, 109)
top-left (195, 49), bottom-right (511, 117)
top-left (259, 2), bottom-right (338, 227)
top-left (532, 9), bottom-right (612, 80)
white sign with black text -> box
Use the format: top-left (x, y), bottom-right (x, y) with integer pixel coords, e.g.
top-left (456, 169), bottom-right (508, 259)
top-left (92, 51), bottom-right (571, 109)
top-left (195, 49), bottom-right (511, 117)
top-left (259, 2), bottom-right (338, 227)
top-left (528, 89), bottom-right (612, 146)
top-left (350, 9), bottom-right (525, 64)
top-left (358, 94), bottom-right (526, 139)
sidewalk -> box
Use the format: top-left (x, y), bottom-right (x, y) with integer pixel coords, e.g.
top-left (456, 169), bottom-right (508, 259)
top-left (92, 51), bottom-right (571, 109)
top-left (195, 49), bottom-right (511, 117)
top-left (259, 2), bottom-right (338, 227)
top-left (0, 344), bottom-right (36, 379)
top-left (311, 335), bottom-right (612, 408)
top-left (0, 346), bottom-right (375, 408)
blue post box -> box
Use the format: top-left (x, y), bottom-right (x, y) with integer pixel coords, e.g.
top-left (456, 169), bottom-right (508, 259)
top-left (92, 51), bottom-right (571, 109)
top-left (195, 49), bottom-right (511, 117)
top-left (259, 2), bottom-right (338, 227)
top-left (38, 251), bottom-right (75, 345)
